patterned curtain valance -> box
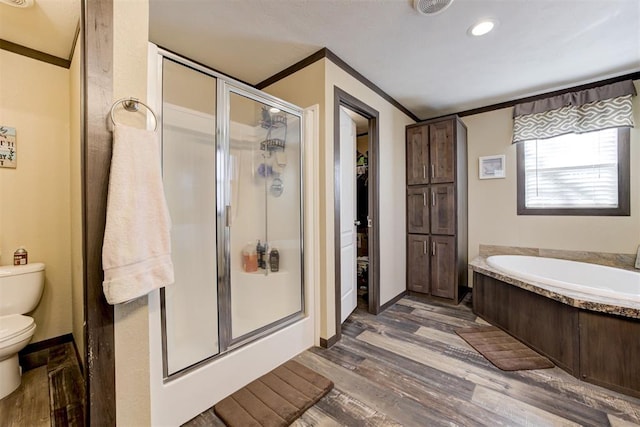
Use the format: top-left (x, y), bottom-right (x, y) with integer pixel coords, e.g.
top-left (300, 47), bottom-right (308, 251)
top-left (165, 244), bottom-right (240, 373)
top-left (512, 80), bottom-right (636, 143)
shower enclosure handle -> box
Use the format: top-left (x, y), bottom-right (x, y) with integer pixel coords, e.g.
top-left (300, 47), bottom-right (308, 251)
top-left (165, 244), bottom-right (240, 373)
top-left (225, 205), bottom-right (231, 227)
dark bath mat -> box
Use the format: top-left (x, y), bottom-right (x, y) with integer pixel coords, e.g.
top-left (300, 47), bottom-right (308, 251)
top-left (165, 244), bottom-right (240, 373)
top-left (456, 325), bottom-right (554, 371)
top-left (214, 359), bottom-right (333, 427)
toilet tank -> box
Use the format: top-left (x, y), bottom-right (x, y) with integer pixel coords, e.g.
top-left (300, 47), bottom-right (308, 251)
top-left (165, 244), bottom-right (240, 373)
top-left (0, 263), bottom-right (45, 316)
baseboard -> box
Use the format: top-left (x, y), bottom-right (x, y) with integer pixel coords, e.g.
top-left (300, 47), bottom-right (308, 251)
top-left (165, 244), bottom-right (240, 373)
top-left (378, 290), bottom-right (408, 313)
top-left (20, 333), bottom-right (74, 356)
top-left (319, 334), bottom-right (338, 349)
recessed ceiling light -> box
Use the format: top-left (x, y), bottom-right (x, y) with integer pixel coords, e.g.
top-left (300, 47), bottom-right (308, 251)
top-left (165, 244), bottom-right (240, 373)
top-left (269, 107), bottom-right (281, 114)
top-left (469, 19), bottom-right (497, 37)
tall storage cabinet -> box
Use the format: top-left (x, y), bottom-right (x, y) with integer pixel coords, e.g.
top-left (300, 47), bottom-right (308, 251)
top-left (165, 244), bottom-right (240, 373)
top-left (406, 116), bottom-right (468, 303)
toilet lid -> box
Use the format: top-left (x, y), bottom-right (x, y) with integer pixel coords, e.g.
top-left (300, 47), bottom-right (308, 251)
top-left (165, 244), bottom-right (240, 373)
top-left (0, 315), bottom-right (35, 343)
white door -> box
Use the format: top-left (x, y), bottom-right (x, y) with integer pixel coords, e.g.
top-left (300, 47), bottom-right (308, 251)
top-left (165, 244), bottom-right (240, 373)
top-left (339, 107), bottom-right (357, 323)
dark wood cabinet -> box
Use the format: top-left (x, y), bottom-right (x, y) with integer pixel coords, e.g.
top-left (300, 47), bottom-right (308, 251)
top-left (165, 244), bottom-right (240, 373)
top-left (407, 186), bottom-right (430, 234)
top-left (430, 184), bottom-right (455, 235)
top-left (407, 234), bottom-right (429, 293)
top-left (406, 126), bottom-right (429, 185)
top-left (431, 236), bottom-right (456, 299)
top-left (429, 120), bottom-right (455, 183)
top-left (406, 116), bottom-right (467, 303)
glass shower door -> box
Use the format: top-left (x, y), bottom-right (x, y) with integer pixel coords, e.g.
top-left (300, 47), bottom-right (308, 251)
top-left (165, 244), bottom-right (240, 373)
top-left (161, 59), bottom-right (219, 375)
top-left (223, 86), bottom-right (304, 342)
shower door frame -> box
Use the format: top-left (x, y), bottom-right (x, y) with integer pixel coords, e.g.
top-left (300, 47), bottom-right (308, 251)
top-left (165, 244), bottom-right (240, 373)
top-left (156, 48), bottom-right (306, 380)
top-left (217, 81), bottom-right (306, 351)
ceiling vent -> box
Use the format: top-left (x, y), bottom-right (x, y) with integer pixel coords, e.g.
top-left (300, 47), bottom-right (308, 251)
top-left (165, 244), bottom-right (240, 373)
top-left (413, 0), bottom-right (454, 16)
top-left (0, 0), bottom-right (34, 7)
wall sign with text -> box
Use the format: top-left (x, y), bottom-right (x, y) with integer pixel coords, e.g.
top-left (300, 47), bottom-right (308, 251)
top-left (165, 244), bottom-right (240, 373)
top-left (0, 126), bottom-right (17, 168)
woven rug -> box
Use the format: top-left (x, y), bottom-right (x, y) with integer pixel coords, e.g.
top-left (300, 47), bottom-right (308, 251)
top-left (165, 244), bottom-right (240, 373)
top-left (214, 359), bottom-right (333, 427)
top-left (456, 325), bottom-right (554, 371)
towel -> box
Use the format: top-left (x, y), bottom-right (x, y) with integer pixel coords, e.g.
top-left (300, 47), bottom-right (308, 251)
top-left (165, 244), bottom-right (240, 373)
top-left (102, 124), bottom-right (174, 304)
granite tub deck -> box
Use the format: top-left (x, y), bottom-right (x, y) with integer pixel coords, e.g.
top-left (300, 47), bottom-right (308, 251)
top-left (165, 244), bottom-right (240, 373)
top-left (469, 246), bottom-right (640, 319)
top-left (469, 245), bottom-right (640, 399)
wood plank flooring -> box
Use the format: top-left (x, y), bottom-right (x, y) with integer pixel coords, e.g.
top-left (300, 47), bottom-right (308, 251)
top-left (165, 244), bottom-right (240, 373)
top-left (0, 342), bottom-right (84, 427)
top-left (188, 295), bottom-right (640, 426)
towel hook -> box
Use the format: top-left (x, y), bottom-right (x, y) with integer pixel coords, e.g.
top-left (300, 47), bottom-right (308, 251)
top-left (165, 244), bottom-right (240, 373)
top-left (110, 97), bottom-right (158, 131)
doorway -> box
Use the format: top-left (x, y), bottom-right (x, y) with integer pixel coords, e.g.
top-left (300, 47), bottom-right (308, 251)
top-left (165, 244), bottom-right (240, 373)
top-left (333, 87), bottom-right (380, 343)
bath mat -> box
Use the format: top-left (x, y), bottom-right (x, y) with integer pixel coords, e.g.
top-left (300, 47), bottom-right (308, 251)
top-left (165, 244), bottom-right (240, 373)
top-left (456, 325), bottom-right (554, 371)
top-left (214, 360), bottom-right (334, 427)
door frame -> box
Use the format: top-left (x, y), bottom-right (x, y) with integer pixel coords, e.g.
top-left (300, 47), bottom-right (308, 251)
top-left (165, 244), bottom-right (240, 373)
top-left (333, 86), bottom-right (380, 343)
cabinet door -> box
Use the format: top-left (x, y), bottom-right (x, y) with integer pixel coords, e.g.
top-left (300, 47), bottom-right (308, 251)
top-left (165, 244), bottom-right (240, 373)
top-left (407, 234), bottom-right (430, 293)
top-left (407, 186), bottom-right (429, 234)
top-left (407, 126), bottom-right (429, 185)
top-left (430, 235), bottom-right (456, 299)
top-left (429, 121), bottom-right (455, 183)
top-left (430, 183), bottom-right (455, 235)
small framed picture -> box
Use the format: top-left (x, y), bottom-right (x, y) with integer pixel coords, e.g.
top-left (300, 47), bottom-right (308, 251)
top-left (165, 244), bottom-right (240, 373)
top-left (479, 155), bottom-right (505, 179)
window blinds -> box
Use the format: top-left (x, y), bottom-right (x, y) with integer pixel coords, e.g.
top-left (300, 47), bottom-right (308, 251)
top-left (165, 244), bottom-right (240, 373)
top-left (523, 128), bottom-right (619, 208)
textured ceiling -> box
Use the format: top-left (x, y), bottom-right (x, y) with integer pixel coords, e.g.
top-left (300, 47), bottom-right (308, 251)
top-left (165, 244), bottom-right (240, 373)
top-left (0, 0), bottom-right (79, 60)
top-left (150, 0), bottom-right (640, 119)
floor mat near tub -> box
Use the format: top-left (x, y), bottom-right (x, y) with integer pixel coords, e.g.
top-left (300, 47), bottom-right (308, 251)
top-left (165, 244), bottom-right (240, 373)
top-left (456, 326), bottom-right (555, 371)
top-left (213, 360), bottom-right (334, 427)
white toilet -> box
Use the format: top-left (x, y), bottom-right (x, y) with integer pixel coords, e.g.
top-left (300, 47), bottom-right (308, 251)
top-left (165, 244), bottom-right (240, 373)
top-left (0, 263), bottom-right (45, 399)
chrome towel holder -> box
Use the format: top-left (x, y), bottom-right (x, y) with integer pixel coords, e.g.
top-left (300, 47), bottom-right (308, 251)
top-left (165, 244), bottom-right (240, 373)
top-left (109, 97), bottom-right (158, 131)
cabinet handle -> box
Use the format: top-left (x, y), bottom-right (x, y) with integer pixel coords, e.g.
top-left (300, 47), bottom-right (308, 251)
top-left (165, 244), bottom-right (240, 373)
top-left (422, 164), bottom-right (426, 179)
top-left (431, 164), bottom-right (435, 179)
top-left (431, 191), bottom-right (436, 206)
top-left (432, 241), bottom-right (436, 256)
top-left (423, 240), bottom-right (427, 254)
top-left (423, 192), bottom-right (426, 206)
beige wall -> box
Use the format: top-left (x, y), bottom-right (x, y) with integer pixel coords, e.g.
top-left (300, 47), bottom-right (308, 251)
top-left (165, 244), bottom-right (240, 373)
top-left (112, 0), bottom-right (151, 425)
top-left (0, 50), bottom-right (72, 343)
top-left (325, 60), bottom-right (414, 308)
top-left (262, 60), bottom-right (329, 336)
top-left (265, 58), bottom-right (415, 339)
top-left (69, 38), bottom-right (84, 366)
top-left (463, 79), bottom-right (640, 278)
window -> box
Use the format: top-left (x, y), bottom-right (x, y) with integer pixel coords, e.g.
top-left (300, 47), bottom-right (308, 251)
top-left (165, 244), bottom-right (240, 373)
top-left (517, 128), bottom-right (630, 216)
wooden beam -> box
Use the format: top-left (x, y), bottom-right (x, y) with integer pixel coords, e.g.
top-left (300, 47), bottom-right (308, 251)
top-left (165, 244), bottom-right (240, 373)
top-left (82, 0), bottom-right (116, 425)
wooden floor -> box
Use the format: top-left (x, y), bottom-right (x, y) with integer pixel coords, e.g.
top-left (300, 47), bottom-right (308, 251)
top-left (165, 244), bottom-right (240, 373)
top-left (188, 295), bottom-right (640, 427)
top-left (0, 342), bottom-right (84, 427)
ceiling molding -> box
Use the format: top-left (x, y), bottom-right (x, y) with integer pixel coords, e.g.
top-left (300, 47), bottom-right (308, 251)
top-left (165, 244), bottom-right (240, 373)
top-left (256, 48), bottom-right (420, 122)
top-left (0, 39), bottom-right (70, 69)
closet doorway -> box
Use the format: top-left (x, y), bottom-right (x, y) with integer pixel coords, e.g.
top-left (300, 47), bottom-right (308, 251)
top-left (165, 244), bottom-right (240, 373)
top-left (333, 87), bottom-right (380, 342)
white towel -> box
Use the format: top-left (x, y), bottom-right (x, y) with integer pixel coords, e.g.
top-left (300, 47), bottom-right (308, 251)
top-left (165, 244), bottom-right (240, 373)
top-left (102, 124), bottom-right (174, 304)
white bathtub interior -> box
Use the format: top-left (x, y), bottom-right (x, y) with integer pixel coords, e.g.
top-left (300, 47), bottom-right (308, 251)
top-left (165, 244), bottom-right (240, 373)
top-left (487, 255), bottom-right (640, 303)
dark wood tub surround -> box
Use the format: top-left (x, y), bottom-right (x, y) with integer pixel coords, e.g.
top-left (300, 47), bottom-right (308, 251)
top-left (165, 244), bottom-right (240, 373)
top-left (472, 270), bottom-right (640, 399)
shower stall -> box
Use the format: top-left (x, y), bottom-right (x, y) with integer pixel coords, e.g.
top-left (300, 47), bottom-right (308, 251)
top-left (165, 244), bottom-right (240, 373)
top-left (155, 50), bottom-right (305, 378)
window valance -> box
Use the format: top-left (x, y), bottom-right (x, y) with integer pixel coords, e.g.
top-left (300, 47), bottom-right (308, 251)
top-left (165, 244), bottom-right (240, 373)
top-left (512, 80), bottom-right (636, 143)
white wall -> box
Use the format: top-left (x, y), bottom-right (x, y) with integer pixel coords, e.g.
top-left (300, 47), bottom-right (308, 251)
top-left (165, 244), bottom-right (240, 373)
top-left (0, 50), bottom-right (72, 343)
top-left (463, 79), bottom-right (640, 272)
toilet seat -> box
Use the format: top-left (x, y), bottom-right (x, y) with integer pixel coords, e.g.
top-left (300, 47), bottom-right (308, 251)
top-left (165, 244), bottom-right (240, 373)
top-left (0, 315), bottom-right (35, 344)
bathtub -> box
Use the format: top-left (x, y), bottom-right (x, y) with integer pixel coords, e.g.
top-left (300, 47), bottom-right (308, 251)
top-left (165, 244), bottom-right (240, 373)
top-left (486, 255), bottom-right (640, 303)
